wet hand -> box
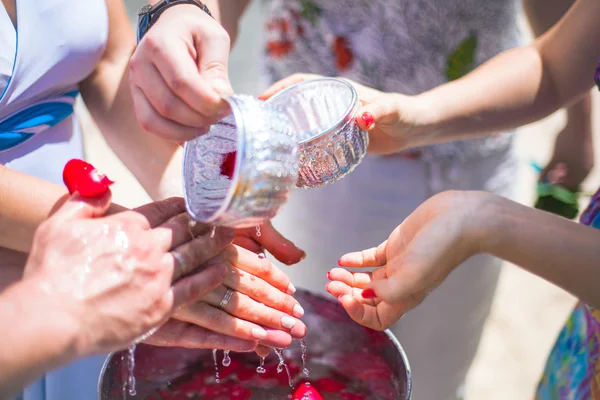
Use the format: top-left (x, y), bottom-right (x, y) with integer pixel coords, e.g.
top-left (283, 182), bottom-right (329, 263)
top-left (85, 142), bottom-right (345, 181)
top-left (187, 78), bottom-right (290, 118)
top-left (169, 243), bottom-right (307, 349)
top-left (326, 191), bottom-right (488, 330)
top-left (129, 4), bottom-right (233, 141)
top-left (24, 195), bottom-right (235, 356)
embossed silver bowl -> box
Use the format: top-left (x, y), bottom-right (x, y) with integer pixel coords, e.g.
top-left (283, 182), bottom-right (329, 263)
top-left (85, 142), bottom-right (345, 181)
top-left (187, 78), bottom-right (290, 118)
top-left (183, 95), bottom-right (299, 228)
top-left (265, 78), bottom-right (369, 189)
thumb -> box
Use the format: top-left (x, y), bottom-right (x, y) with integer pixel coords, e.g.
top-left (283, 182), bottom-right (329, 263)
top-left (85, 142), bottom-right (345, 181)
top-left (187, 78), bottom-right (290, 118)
top-left (355, 101), bottom-right (392, 131)
top-left (52, 192), bottom-right (112, 222)
top-left (196, 26), bottom-right (234, 97)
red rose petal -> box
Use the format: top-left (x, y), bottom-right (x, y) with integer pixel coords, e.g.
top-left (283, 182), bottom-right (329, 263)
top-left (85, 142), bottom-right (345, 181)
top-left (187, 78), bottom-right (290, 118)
top-left (292, 383), bottom-right (324, 400)
top-left (62, 159), bottom-right (113, 197)
top-left (315, 377), bottom-right (347, 392)
top-left (220, 151), bottom-right (237, 179)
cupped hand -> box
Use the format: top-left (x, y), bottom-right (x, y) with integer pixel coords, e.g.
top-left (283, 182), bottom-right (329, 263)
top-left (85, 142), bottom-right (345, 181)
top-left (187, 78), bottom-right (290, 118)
top-left (260, 73), bottom-right (419, 155)
top-left (326, 191), bottom-right (490, 330)
top-left (24, 195), bottom-right (236, 356)
top-left (169, 242), bottom-right (307, 350)
top-left (129, 4), bottom-right (233, 141)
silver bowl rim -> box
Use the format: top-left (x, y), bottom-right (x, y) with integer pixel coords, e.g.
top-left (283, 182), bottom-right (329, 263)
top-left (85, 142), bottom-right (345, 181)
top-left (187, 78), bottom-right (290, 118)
top-left (98, 330), bottom-right (413, 400)
top-left (182, 95), bottom-right (249, 225)
top-left (265, 77), bottom-right (358, 145)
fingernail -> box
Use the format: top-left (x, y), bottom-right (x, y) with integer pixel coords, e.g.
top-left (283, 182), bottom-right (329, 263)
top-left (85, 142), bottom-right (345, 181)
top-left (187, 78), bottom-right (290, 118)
top-left (300, 251), bottom-right (307, 261)
top-left (281, 316), bottom-right (297, 329)
top-left (362, 289), bottom-right (377, 299)
top-left (337, 295), bottom-right (345, 305)
top-left (251, 327), bottom-right (268, 339)
top-left (287, 283), bottom-right (296, 295)
top-left (337, 258), bottom-right (343, 266)
top-left (361, 112), bottom-right (375, 128)
top-left (293, 304), bottom-right (305, 318)
top-left (327, 271), bottom-right (332, 280)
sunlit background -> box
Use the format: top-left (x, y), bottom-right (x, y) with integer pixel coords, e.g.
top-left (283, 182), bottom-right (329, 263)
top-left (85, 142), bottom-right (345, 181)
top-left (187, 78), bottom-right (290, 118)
top-left (75, 1), bottom-right (600, 398)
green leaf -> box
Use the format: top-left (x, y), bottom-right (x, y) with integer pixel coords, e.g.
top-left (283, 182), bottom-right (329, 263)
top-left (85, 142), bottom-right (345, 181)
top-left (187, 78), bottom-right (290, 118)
top-left (446, 33), bottom-right (478, 81)
top-left (300, 0), bottom-right (322, 25)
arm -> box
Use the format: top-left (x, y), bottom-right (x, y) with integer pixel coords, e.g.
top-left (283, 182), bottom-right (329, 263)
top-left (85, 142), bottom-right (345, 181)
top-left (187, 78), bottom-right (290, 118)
top-left (0, 280), bottom-right (79, 398)
top-left (404, 0), bottom-right (600, 147)
top-left (80, 0), bottom-right (183, 200)
top-left (203, 0), bottom-right (251, 45)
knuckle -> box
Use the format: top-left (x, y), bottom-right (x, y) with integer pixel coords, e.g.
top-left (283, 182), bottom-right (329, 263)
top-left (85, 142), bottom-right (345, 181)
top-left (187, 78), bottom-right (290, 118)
top-left (167, 74), bottom-right (189, 93)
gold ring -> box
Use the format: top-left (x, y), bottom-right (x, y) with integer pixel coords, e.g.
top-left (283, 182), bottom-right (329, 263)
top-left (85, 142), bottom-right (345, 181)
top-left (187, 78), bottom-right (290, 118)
top-left (219, 287), bottom-right (234, 310)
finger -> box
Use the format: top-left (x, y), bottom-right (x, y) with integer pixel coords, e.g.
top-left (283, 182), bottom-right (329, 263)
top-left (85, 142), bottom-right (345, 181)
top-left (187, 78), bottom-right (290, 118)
top-left (195, 21), bottom-right (234, 97)
top-left (133, 197), bottom-right (186, 228)
top-left (203, 286), bottom-right (306, 338)
top-left (248, 222), bottom-right (306, 265)
top-left (355, 100), bottom-right (397, 131)
top-left (258, 73), bottom-right (320, 100)
top-left (51, 192), bottom-right (112, 223)
top-left (166, 229), bottom-right (235, 281)
top-left (171, 263), bottom-right (228, 308)
top-left (131, 85), bottom-right (207, 141)
top-left (174, 301), bottom-right (294, 348)
top-left (223, 245), bottom-right (296, 295)
top-left (233, 236), bottom-right (263, 254)
top-left (144, 319), bottom-right (257, 352)
top-left (338, 241), bottom-right (387, 268)
top-left (337, 294), bottom-right (381, 329)
top-left (255, 345), bottom-right (271, 358)
top-left (148, 31), bottom-right (229, 118)
top-left (327, 268), bottom-right (372, 289)
top-left (154, 212), bottom-right (234, 252)
top-left (134, 62), bottom-right (217, 128)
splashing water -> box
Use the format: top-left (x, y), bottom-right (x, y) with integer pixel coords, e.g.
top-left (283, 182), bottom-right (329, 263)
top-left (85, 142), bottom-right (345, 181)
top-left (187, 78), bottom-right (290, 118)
top-left (212, 349), bottom-right (220, 383)
top-left (210, 225), bottom-right (217, 238)
top-left (222, 350), bottom-right (231, 367)
top-left (255, 224), bottom-right (261, 237)
top-left (273, 348), bottom-right (294, 387)
top-left (256, 356), bottom-right (266, 374)
top-left (127, 345), bottom-right (137, 396)
top-left (300, 339), bottom-right (309, 377)
top-left (188, 219), bottom-right (196, 238)
top-left (303, 382), bottom-right (312, 400)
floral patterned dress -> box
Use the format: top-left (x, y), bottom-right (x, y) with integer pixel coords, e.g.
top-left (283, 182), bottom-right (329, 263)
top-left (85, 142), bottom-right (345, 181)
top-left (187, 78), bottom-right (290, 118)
top-left (535, 192), bottom-right (600, 399)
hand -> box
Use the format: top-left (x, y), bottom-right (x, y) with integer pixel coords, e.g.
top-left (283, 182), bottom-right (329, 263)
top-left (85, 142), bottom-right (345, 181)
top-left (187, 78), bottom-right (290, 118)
top-left (161, 242), bottom-right (307, 350)
top-left (129, 4), bottom-right (233, 141)
top-left (234, 221), bottom-right (306, 265)
top-left (325, 191), bottom-right (489, 330)
top-left (24, 195), bottom-right (234, 356)
top-left (260, 73), bottom-right (418, 155)
top-left (540, 122), bottom-right (594, 190)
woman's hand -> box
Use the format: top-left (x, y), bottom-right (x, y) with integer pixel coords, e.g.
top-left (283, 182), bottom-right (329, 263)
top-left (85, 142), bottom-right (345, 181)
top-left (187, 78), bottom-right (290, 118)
top-left (157, 241), bottom-right (307, 350)
top-left (260, 73), bottom-right (422, 155)
top-left (24, 195), bottom-right (235, 357)
top-left (325, 191), bottom-right (490, 330)
top-left (234, 221), bottom-right (306, 266)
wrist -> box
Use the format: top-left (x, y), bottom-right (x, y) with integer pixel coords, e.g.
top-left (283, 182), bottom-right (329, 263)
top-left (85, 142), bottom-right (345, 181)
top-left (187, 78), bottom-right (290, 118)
top-left (470, 193), bottom-right (515, 257)
top-left (400, 92), bottom-right (445, 149)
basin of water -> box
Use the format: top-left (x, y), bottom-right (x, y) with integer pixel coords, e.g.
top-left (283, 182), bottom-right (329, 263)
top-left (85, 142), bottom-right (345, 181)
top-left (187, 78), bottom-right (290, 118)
top-left (98, 290), bottom-right (411, 399)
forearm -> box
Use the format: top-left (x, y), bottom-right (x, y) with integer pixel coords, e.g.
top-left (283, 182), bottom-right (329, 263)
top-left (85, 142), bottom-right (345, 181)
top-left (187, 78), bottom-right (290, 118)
top-left (480, 196), bottom-right (600, 308)
top-left (409, 0), bottom-right (600, 147)
top-left (0, 166), bottom-right (68, 253)
top-left (0, 280), bottom-right (79, 397)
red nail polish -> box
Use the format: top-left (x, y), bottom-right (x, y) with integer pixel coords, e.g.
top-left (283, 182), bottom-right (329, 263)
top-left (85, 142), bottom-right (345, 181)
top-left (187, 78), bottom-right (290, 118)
top-left (361, 112), bottom-right (374, 128)
top-left (337, 259), bottom-right (343, 266)
top-left (337, 295), bottom-right (344, 304)
top-left (327, 271), bottom-right (332, 280)
top-left (362, 289), bottom-right (376, 299)
top-left (63, 159), bottom-right (114, 197)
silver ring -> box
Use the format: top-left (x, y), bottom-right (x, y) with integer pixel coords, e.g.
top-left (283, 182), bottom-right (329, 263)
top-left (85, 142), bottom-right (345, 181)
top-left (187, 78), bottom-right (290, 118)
top-left (219, 287), bottom-right (234, 310)
top-left (171, 250), bottom-right (186, 278)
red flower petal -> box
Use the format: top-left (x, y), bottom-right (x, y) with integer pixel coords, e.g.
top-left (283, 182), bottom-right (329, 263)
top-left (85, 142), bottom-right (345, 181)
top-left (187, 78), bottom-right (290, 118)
top-left (292, 383), bottom-right (324, 400)
top-left (62, 159), bottom-right (113, 197)
top-left (315, 377), bottom-right (347, 392)
top-left (220, 151), bottom-right (237, 179)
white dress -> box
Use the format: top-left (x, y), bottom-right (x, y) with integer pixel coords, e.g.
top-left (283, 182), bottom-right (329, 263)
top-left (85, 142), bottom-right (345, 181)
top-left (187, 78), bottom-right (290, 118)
top-left (0, 0), bottom-right (109, 399)
top-left (261, 1), bottom-right (522, 399)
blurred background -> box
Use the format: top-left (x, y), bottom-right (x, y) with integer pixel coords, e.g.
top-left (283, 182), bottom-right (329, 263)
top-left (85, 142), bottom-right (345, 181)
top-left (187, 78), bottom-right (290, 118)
top-left (78, 1), bottom-right (600, 398)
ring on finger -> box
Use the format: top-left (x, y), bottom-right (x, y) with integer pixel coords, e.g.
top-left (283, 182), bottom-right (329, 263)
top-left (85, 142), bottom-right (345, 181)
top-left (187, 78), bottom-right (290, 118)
top-left (219, 287), bottom-right (235, 310)
top-left (171, 249), bottom-right (186, 279)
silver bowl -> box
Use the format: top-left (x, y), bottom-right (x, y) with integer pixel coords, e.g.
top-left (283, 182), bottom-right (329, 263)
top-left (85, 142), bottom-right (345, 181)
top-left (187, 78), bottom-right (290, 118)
top-left (265, 78), bottom-right (369, 189)
top-left (183, 95), bottom-right (299, 228)
top-left (98, 290), bottom-right (412, 400)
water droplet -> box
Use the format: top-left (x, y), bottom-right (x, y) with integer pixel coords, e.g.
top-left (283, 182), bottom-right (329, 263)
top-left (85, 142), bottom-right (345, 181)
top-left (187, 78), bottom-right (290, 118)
top-left (258, 253), bottom-right (266, 259)
top-left (210, 225), bottom-right (217, 238)
top-left (300, 339), bottom-right (309, 377)
top-left (255, 224), bottom-right (261, 237)
top-left (274, 348), bottom-right (293, 387)
top-left (222, 350), bottom-right (231, 367)
top-left (256, 356), bottom-right (266, 374)
top-left (212, 349), bottom-right (220, 383)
